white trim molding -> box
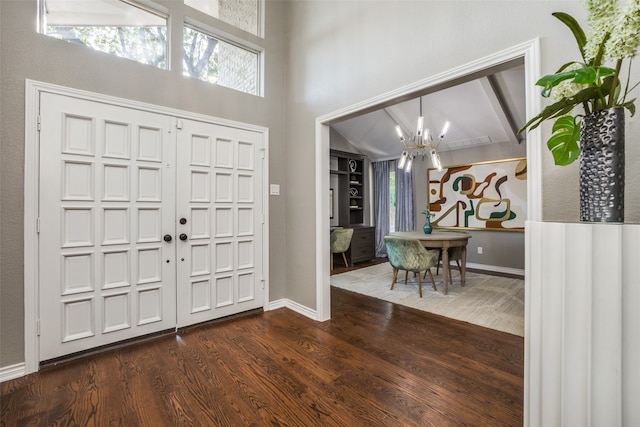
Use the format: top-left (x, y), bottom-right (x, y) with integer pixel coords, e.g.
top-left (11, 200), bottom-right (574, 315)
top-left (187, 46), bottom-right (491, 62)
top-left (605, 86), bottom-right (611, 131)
top-left (465, 262), bottom-right (524, 277)
top-left (315, 39), bottom-right (541, 325)
top-left (267, 299), bottom-right (317, 320)
top-left (0, 363), bottom-right (26, 383)
top-left (526, 221), bottom-right (640, 426)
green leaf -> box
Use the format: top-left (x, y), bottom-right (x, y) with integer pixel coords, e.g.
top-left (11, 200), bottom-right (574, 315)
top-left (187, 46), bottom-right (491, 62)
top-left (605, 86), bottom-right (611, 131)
top-left (571, 67), bottom-right (597, 84)
top-left (591, 32), bottom-right (611, 68)
top-left (622, 100), bottom-right (636, 116)
top-left (555, 61), bottom-right (583, 74)
top-left (547, 116), bottom-right (580, 166)
top-left (595, 67), bottom-right (616, 79)
top-left (519, 86), bottom-right (611, 133)
top-left (536, 70), bottom-right (580, 97)
top-left (519, 97), bottom-right (581, 132)
top-left (536, 66), bottom-right (616, 97)
top-left (552, 12), bottom-right (587, 62)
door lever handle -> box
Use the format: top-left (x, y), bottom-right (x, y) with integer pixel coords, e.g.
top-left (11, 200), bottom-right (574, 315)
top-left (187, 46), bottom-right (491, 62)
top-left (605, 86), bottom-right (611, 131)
top-left (179, 233), bottom-right (188, 241)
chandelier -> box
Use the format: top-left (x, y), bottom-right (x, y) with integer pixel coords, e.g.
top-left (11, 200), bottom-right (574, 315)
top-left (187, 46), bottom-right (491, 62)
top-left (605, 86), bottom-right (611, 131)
top-left (395, 97), bottom-right (450, 172)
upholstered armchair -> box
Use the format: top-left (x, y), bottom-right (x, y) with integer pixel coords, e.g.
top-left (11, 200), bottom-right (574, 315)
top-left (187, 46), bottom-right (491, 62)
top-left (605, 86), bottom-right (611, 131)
top-left (429, 246), bottom-right (464, 277)
top-left (330, 228), bottom-right (354, 270)
top-left (443, 246), bottom-right (463, 273)
top-left (384, 236), bottom-right (440, 297)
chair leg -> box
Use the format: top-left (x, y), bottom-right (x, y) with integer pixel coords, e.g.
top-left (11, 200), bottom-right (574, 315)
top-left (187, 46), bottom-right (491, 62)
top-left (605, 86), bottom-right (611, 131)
top-left (391, 268), bottom-right (399, 290)
top-left (330, 252), bottom-right (333, 270)
top-left (404, 270), bottom-right (408, 284)
top-left (342, 252), bottom-right (349, 268)
top-left (417, 271), bottom-right (423, 298)
top-left (427, 269), bottom-right (437, 291)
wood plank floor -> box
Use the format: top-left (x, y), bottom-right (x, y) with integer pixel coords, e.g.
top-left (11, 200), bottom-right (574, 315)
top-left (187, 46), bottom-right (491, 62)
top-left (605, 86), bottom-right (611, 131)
top-left (1, 287), bottom-right (523, 426)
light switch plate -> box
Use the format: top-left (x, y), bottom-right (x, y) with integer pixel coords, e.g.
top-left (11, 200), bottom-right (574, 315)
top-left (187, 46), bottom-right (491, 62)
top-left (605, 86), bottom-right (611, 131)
top-left (270, 184), bottom-right (280, 195)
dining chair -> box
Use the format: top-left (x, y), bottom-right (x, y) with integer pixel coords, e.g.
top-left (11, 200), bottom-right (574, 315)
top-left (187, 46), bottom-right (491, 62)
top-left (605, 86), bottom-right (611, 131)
top-left (384, 236), bottom-right (440, 298)
top-left (330, 228), bottom-right (354, 270)
top-left (430, 246), bottom-right (464, 276)
top-left (427, 230), bottom-right (468, 278)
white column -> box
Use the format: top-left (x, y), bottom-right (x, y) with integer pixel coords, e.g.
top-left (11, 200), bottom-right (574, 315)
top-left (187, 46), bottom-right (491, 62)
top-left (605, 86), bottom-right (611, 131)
top-left (526, 221), bottom-right (640, 426)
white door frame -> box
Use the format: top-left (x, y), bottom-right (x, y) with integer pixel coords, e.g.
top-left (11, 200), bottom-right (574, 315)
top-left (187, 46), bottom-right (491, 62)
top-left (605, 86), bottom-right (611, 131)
top-left (24, 80), bottom-right (270, 374)
top-left (316, 39), bottom-right (542, 322)
top-left (314, 43), bottom-right (543, 425)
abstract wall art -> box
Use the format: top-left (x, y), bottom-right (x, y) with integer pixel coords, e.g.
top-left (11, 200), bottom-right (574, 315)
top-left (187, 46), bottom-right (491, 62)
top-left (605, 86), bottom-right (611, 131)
top-left (427, 157), bottom-right (527, 232)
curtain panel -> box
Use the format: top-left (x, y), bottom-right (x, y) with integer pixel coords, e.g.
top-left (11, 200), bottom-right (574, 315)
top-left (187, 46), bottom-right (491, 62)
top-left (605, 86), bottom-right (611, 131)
top-left (373, 160), bottom-right (390, 257)
top-left (395, 163), bottom-right (415, 232)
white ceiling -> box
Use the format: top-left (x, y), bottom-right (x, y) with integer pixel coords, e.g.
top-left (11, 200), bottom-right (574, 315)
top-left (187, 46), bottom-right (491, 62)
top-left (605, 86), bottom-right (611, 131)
top-left (331, 64), bottom-right (526, 161)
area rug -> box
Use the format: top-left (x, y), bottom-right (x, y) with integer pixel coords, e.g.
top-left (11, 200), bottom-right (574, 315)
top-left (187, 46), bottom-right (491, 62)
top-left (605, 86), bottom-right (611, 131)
top-left (331, 262), bottom-right (524, 337)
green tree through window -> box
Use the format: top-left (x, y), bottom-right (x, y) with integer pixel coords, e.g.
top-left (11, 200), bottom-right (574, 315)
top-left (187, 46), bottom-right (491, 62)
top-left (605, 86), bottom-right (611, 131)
top-left (47, 26), bottom-right (167, 68)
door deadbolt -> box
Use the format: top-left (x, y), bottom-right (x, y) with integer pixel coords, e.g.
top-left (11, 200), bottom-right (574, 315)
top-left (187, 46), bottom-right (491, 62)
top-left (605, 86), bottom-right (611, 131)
top-left (163, 234), bottom-right (172, 242)
top-left (179, 218), bottom-right (187, 225)
top-left (179, 233), bottom-right (188, 241)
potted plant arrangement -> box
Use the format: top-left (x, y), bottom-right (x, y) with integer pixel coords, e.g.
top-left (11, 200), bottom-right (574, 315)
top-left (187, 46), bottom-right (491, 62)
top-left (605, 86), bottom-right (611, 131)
top-left (519, 0), bottom-right (640, 222)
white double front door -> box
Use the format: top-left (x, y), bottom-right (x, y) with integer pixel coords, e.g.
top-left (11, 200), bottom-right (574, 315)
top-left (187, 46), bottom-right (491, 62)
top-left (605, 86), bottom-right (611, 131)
top-left (38, 92), bottom-right (265, 362)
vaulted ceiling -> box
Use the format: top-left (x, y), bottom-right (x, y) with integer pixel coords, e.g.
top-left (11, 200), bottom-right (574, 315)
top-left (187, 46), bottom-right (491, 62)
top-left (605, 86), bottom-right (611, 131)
top-left (331, 64), bottom-right (526, 161)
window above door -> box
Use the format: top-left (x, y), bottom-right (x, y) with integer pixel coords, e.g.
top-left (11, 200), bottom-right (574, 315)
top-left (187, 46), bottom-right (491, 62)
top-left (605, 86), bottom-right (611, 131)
top-left (39, 0), bottom-right (264, 96)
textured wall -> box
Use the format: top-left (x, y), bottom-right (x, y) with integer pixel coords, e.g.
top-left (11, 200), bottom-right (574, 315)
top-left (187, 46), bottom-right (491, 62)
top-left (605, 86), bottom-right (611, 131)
top-left (0, 0), bottom-right (288, 367)
top-left (282, 0), bottom-right (639, 309)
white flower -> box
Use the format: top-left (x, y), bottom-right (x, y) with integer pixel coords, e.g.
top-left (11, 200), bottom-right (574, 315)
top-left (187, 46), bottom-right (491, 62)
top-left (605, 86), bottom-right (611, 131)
top-left (606, 0), bottom-right (640, 59)
top-left (583, 0), bottom-right (620, 62)
top-left (552, 63), bottom-right (587, 101)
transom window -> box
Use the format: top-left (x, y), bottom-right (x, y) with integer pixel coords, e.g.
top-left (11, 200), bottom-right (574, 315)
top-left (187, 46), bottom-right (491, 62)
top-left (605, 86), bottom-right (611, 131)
top-left (183, 26), bottom-right (259, 95)
top-left (184, 0), bottom-right (260, 36)
top-left (39, 0), bottom-right (263, 96)
top-left (41, 0), bottom-right (168, 69)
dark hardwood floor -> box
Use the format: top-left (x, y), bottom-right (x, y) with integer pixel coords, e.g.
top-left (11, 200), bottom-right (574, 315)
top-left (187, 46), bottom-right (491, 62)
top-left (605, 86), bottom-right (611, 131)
top-left (1, 287), bottom-right (523, 426)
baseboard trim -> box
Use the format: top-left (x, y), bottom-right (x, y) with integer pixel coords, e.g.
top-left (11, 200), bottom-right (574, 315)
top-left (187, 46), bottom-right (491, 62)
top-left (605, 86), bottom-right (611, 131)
top-left (465, 262), bottom-right (524, 277)
top-left (268, 298), bottom-right (318, 320)
top-left (0, 363), bottom-right (26, 383)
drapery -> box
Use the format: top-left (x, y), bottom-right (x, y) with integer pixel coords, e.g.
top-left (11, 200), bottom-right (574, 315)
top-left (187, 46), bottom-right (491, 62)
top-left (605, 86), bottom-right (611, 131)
top-left (395, 162), bottom-right (415, 231)
top-left (372, 160), bottom-right (390, 257)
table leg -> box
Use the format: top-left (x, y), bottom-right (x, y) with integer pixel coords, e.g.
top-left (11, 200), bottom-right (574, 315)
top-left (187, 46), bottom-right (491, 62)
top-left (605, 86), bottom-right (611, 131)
top-left (442, 248), bottom-right (450, 295)
top-left (461, 245), bottom-right (467, 286)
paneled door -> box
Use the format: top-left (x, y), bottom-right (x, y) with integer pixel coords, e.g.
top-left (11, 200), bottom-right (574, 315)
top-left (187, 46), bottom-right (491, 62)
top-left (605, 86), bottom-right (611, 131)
top-left (39, 93), bottom-right (177, 362)
top-left (175, 119), bottom-right (265, 327)
top-left (37, 91), bottom-right (267, 362)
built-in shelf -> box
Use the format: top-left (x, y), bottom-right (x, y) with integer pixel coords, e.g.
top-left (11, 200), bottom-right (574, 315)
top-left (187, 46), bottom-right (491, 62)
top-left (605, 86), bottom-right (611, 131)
top-left (330, 149), bottom-right (375, 264)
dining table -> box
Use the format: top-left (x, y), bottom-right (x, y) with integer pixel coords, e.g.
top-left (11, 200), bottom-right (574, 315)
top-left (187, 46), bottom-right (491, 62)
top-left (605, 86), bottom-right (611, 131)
top-left (391, 230), bottom-right (471, 295)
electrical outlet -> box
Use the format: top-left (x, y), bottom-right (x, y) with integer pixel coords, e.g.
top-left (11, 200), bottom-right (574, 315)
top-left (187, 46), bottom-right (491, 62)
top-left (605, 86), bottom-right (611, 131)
top-left (477, 246), bottom-right (483, 254)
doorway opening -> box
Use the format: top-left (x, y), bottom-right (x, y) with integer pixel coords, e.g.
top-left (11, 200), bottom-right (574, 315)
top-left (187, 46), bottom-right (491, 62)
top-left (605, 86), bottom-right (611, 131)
top-left (314, 39), bottom-right (542, 322)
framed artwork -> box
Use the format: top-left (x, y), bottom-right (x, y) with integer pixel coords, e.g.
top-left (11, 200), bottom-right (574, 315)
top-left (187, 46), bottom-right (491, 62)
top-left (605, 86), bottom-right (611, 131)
top-left (427, 157), bottom-right (527, 232)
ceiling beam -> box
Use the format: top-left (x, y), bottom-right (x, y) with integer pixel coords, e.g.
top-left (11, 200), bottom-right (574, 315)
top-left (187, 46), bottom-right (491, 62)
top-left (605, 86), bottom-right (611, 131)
top-left (486, 74), bottom-right (524, 143)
